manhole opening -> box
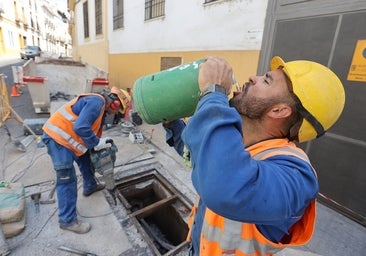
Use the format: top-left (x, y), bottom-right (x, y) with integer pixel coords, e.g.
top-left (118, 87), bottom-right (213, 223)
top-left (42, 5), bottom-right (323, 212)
top-left (115, 170), bottom-right (192, 255)
top-left (118, 175), bottom-right (172, 211)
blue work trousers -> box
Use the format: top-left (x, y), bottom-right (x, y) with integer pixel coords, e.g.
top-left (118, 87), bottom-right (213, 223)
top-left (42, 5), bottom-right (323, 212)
top-left (43, 138), bottom-right (97, 226)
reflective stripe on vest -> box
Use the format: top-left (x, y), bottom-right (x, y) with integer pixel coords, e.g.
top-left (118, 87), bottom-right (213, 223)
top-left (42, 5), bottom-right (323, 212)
top-left (252, 147), bottom-right (317, 178)
top-left (253, 147), bottom-right (309, 162)
top-left (43, 121), bottom-right (87, 154)
top-left (58, 105), bottom-right (77, 122)
top-left (201, 215), bottom-right (281, 255)
top-left (199, 143), bottom-right (316, 256)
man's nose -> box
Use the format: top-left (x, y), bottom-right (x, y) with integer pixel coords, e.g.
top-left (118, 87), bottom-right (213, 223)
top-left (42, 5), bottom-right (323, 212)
top-left (233, 91), bottom-right (241, 97)
top-left (248, 76), bottom-right (257, 85)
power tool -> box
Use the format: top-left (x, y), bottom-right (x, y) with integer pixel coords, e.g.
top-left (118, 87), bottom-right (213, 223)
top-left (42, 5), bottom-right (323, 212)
top-left (89, 139), bottom-right (118, 203)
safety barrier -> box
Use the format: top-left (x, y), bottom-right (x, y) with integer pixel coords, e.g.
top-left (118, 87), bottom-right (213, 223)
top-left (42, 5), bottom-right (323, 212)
top-left (22, 59), bottom-right (36, 77)
top-left (11, 58), bottom-right (109, 114)
top-left (86, 77), bottom-right (109, 93)
top-left (0, 74), bottom-right (12, 126)
top-left (12, 60), bottom-right (50, 113)
top-left (22, 76), bottom-right (50, 113)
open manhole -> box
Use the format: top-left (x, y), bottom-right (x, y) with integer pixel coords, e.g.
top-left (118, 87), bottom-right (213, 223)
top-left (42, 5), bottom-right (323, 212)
top-left (115, 170), bottom-right (192, 255)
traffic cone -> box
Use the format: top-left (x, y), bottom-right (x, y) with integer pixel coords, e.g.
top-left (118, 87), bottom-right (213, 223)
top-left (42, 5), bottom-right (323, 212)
top-left (11, 85), bottom-right (20, 97)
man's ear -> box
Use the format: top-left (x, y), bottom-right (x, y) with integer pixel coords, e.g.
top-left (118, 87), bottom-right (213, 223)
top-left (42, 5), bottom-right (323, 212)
top-left (267, 104), bottom-right (292, 119)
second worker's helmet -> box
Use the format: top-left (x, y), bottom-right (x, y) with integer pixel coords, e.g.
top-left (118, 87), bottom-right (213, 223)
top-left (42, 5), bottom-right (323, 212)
top-left (110, 86), bottom-right (131, 114)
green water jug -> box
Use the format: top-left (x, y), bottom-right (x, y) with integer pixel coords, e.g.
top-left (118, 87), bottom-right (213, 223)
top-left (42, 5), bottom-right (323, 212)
top-left (133, 59), bottom-right (205, 124)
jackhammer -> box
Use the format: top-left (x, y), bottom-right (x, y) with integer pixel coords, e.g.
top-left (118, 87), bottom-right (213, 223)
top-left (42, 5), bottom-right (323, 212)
top-left (89, 139), bottom-right (118, 204)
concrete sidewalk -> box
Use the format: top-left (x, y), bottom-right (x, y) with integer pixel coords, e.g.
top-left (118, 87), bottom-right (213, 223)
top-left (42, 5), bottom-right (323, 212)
top-left (1, 120), bottom-right (198, 255)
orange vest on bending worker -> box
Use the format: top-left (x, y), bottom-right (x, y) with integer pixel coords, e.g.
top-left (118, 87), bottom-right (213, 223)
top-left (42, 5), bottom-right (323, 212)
top-left (187, 139), bottom-right (317, 256)
top-left (42, 94), bottom-right (105, 156)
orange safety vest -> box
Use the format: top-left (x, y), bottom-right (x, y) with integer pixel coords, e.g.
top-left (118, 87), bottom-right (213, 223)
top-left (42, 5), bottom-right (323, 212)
top-left (42, 94), bottom-right (105, 156)
top-left (187, 139), bottom-right (317, 256)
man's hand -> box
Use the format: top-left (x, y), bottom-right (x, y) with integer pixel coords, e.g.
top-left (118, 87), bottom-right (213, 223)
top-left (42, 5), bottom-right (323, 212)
top-left (198, 56), bottom-right (233, 95)
top-left (94, 137), bottom-right (112, 151)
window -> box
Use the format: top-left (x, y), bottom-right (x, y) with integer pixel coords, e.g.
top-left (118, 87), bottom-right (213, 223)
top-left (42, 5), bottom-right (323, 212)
top-left (14, 1), bottom-right (19, 21)
top-left (8, 31), bottom-right (14, 47)
top-left (113, 0), bottom-right (124, 30)
top-left (145, 0), bottom-right (165, 20)
top-left (95, 0), bottom-right (102, 35)
top-left (83, 1), bottom-right (89, 38)
top-left (160, 57), bottom-right (182, 71)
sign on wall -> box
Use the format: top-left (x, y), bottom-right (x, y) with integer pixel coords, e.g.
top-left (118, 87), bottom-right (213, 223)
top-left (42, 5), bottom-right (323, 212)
top-left (347, 39), bottom-right (366, 82)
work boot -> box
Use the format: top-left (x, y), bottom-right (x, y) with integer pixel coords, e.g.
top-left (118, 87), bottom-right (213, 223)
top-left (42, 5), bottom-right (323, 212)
top-left (60, 220), bottom-right (91, 234)
top-left (83, 183), bottom-right (105, 197)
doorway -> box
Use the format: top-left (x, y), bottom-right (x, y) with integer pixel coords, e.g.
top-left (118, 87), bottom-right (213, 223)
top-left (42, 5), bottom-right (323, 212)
top-left (259, 0), bottom-right (366, 226)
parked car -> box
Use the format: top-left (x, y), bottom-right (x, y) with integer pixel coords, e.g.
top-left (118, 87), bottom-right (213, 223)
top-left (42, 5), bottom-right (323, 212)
top-left (20, 45), bottom-right (42, 59)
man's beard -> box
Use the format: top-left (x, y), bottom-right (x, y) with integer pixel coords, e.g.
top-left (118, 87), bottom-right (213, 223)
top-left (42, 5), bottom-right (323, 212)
top-left (229, 86), bottom-right (278, 120)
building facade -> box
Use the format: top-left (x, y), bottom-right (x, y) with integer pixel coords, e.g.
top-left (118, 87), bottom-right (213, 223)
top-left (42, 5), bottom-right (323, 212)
top-left (0, 0), bottom-right (71, 58)
top-left (68, 0), bottom-right (267, 89)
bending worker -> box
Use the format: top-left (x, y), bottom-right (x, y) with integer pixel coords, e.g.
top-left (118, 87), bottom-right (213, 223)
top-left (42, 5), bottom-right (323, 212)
top-left (42, 86), bottom-right (130, 234)
top-left (163, 56), bottom-right (345, 255)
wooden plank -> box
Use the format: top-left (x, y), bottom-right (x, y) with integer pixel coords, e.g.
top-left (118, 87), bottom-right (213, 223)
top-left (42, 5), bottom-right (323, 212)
top-left (131, 195), bottom-right (177, 219)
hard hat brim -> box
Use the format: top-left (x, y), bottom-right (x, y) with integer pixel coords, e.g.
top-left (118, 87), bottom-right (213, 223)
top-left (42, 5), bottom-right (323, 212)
top-left (110, 87), bottom-right (131, 115)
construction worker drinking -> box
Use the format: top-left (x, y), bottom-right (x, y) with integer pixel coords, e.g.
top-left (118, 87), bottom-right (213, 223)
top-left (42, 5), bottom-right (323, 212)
top-left (163, 56), bottom-right (345, 255)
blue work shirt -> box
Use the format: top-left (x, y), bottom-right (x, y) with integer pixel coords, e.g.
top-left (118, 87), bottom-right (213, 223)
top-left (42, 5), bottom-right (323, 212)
top-left (174, 93), bottom-right (318, 254)
top-left (43, 95), bottom-right (106, 149)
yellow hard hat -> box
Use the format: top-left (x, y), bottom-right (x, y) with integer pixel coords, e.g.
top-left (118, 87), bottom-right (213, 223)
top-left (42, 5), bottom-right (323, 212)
top-left (270, 56), bottom-right (345, 142)
top-left (110, 86), bottom-right (131, 114)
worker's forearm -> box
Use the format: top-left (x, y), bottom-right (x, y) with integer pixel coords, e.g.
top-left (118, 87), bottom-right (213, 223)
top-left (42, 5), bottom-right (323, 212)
top-left (74, 111), bottom-right (102, 148)
top-left (163, 119), bottom-right (186, 156)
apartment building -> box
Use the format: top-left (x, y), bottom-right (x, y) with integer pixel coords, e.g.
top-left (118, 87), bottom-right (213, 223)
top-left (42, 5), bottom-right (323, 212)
top-left (68, 0), bottom-right (267, 89)
top-left (0, 0), bottom-right (71, 57)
